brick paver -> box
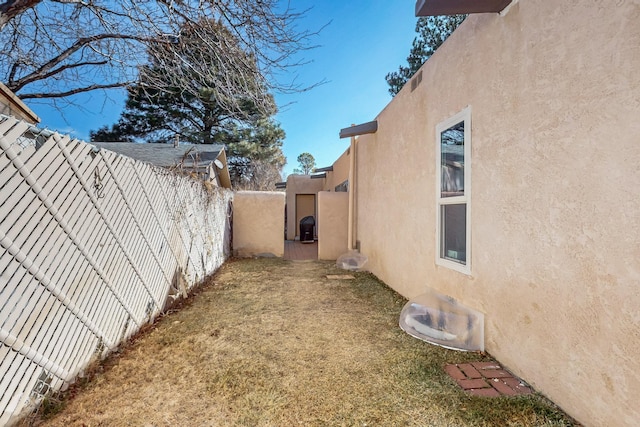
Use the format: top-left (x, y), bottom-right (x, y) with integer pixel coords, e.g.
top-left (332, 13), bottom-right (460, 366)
top-left (444, 364), bottom-right (466, 380)
top-left (490, 378), bottom-right (520, 396)
top-left (457, 378), bottom-right (491, 390)
top-left (445, 361), bottom-right (532, 397)
top-left (458, 363), bottom-right (482, 378)
top-left (503, 377), bottom-right (532, 394)
top-left (480, 369), bottom-right (511, 379)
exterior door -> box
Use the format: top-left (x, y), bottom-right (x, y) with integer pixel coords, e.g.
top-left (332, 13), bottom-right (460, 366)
top-left (295, 194), bottom-right (316, 239)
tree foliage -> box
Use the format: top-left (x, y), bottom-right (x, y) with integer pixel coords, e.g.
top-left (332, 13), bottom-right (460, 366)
top-left (293, 152), bottom-right (315, 175)
top-left (91, 21), bottom-right (273, 143)
top-left (0, 0), bottom-right (319, 117)
top-left (90, 19), bottom-right (285, 190)
top-left (225, 118), bottom-right (286, 190)
top-left (385, 15), bottom-right (466, 96)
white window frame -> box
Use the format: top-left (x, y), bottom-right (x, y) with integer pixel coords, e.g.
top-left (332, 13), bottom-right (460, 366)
top-left (436, 106), bottom-right (471, 275)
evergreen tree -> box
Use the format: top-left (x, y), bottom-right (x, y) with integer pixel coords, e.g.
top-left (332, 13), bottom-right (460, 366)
top-left (385, 15), bottom-right (466, 96)
top-left (226, 118), bottom-right (287, 190)
top-left (90, 20), bottom-right (286, 189)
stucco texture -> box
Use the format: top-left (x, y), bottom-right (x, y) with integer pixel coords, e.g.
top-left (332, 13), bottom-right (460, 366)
top-left (324, 149), bottom-right (351, 192)
top-left (354, 1), bottom-right (640, 425)
top-left (233, 191), bottom-right (284, 257)
top-left (285, 175), bottom-right (324, 240)
top-left (317, 191), bottom-right (349, 260)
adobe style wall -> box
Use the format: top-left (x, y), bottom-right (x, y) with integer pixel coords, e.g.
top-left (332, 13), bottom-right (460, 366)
top-left (285, 175), bottom-right (324, 240)
top-left (324, 149), bottom-right (351, 192)
top-left (354, 1), bottom-right (640, 425)
top-left (233, 191), bottom-right (285, 257)
top-left (317, 191), bottom-right (349, 260)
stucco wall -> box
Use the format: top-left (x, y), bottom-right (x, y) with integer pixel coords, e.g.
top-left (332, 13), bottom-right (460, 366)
top-left (233, 191), bottom-right (285, 257)
top-left (324, 149), bottom-right (351, 192)
top-left (285, 175), bottom-right (324, 240)
top-left (354, 1), bottom-right (640, 425)
top-left (317, 191), bottom-right (349, 260)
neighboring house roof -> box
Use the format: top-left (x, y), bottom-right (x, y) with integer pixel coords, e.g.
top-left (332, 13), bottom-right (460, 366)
top-left (92, 142), bottom-right (232, 188)
top-left (91, 142), bottom-right (223, 167)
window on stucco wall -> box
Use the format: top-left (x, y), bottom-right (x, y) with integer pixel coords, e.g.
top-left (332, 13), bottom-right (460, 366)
top-left (436, 106), bottom-right (471, 275)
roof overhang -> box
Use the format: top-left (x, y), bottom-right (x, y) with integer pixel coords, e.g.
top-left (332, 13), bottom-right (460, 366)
top-left (339, 120), bottom-right (378, 139)
top-left (314, 165), bottom-right (334, 173)
top-left (0, 82), bottom-right (40, 124)
top-left (310, 172), bottom-right (326, 179)
top-left (415, 0), bottom-right (512, 16)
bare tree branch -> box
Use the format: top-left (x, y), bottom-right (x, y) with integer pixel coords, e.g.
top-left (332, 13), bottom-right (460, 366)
top-left (8, 33), bottom-right (143, 91)
top-left (0, 0), bottom-right (40, 29)
top-left (0, 0), bottom-right (324, 117)
top-left (20, 82), bottom-right (132, 98)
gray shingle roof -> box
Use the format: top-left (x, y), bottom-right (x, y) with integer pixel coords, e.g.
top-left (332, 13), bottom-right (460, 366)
top-left (91, 142), bottom-right (225, 169)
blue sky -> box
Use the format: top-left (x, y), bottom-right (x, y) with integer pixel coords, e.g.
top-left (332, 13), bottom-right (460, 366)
top-left (26, 0), bottom-right (419, 177)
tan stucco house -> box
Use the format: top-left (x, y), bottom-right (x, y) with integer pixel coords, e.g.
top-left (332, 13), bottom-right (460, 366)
top-left (280, 148), bottom-right (351, 259)
top-left (288, 0), bottom-right (639, 425)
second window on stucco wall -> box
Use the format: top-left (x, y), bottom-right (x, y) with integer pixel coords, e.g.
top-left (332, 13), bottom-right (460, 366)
top-left (436, 106), bottom-right (471, 275)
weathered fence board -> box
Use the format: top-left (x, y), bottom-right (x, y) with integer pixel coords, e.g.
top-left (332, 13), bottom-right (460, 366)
top-left (0, 116), bottom-right (233, 425)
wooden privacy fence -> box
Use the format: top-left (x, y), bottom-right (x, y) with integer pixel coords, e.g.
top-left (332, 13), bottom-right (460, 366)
top-left (0, 116), bottom-right (233, 425)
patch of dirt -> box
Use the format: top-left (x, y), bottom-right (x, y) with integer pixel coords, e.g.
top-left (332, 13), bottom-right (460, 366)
top-left (24, 258), bottom-right (577, 426)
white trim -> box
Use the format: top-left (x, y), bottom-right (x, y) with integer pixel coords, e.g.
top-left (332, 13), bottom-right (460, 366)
top-left (435, 106), bottom-right (472, 275)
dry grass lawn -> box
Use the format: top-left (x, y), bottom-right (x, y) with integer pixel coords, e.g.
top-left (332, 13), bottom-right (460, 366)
top-left (25, 258), bottom-right (578, 426)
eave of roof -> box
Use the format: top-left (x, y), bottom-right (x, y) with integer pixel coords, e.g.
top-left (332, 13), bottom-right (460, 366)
top-left (0, 82), bottom-right (40, 124)
top-left (415, 0), bottom-right (512, 16)
top-left (339, 120), bottom-right (378, 139)
top-left (314, 166), bottom-right (334, 173)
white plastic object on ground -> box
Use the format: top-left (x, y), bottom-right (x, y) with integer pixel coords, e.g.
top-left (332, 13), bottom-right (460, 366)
top-left (399, 289), bottom-right (484, 352)
top-left (336, 251), bottom-right (368, 271)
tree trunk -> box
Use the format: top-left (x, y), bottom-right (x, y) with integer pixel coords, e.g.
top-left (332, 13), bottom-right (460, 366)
top-left (202, 107), bottom-right (217, 145)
